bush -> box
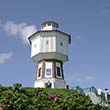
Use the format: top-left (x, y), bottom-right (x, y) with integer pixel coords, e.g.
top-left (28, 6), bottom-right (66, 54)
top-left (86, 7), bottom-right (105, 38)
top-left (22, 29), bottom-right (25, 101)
top-left (0, 84), bottom-right (106, 110)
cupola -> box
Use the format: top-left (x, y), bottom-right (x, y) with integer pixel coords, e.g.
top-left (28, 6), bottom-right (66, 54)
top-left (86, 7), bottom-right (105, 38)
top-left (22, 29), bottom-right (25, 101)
top-left (41, 21), bottom-right (59, 30)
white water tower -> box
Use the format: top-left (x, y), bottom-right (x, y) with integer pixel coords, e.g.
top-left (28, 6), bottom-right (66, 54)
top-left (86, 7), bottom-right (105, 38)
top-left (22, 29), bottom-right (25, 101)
top-left (28, 21), bottom-right (71, 88)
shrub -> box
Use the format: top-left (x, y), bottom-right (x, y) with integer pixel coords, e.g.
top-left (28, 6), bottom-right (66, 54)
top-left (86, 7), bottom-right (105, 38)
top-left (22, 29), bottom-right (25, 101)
top-left (0, 85), bottom-right (106, 110)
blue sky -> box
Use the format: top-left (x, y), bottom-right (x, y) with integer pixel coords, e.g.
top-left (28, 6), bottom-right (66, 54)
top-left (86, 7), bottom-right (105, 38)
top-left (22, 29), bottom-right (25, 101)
top-left (0, 0), bottom-right (110, 89)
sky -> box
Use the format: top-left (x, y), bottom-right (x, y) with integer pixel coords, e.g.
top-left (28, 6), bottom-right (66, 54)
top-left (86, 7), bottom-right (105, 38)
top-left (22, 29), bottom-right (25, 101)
top-left (0, 0), bottom-right (110, 90)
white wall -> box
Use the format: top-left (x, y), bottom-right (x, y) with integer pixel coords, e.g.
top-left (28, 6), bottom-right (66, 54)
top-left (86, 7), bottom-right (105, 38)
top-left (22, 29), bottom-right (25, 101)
top-left (54, 79), bottom-right (66, 88)
top-left (42, 25), bottom-right (57, 30)
top-left (34, 79), bottom-right (66, 88)
top-left (31, 36), bottom-right (41, 57)
top-left (31, 32), bottom-right (69, 62)
top-left (42, 37), bottom-right (56, 52)
top-left (56, 36), bottom-right (68, 55)
top-left (31, 36), bottom-right (56, 57)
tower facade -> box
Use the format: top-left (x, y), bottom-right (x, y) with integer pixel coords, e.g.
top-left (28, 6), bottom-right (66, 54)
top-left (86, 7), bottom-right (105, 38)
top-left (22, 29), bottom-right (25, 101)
top-left (28, 21), bottom-right (71, 88)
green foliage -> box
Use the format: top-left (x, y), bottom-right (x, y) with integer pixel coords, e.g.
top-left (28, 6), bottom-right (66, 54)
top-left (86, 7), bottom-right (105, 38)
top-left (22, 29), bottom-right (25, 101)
top-left (13, 83), bottom-right (22, 91)
top-left (0, 84), bottom-right (106, 110)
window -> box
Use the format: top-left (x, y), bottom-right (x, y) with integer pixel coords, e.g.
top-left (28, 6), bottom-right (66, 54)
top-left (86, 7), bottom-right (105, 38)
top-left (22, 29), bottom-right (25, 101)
top-left (57, 67), bottom-right (61, 77)
top-left (53, 23), bottom-right (56, 27)
top-left (46, 68), bottom-right (51, 76)
top-left (38, 68), bottom-right (42, 77)
top-left (48, 23), bottom-right (51, 26)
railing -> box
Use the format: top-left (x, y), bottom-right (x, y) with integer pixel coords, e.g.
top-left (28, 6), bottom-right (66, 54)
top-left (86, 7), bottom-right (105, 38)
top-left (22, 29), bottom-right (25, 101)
top-left (71, 86), bottom-right (110, 106)
top-left (71, 86), bottom-right (97, 95)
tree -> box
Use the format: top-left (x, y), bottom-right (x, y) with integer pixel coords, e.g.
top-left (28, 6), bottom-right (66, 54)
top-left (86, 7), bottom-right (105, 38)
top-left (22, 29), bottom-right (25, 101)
top-left (13, 83), bottom-right (22, 91)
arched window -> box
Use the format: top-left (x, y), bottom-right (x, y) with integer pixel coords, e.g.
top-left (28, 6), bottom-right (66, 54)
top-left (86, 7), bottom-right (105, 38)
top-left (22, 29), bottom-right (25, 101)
top-left (57, 67), bottom-right (61, 77)
top-left (38, 68), bottom-right (42, 77)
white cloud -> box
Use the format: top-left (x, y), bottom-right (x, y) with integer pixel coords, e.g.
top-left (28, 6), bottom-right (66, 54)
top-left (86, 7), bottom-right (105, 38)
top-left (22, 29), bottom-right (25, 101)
top-left (1, 21), bottom-right (37, 44)
top-left (4, 21), bottom-right (19, 35)
top-left (0, 52), bottom-right (13, 64)
top-left (65, 73), bottom-right (94, 85)
top-left (19, 24), bottom-right (37, 44)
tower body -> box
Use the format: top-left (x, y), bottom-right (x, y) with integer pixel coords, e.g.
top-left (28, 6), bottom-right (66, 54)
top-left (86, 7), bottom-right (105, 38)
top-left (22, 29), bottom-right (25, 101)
top-left (28, 21), bottom-right (71, 88)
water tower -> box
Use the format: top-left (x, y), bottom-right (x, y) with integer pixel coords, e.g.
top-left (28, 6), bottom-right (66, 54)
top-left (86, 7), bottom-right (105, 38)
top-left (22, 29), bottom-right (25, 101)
top-left (28, 21), bottom-right (71, 88)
